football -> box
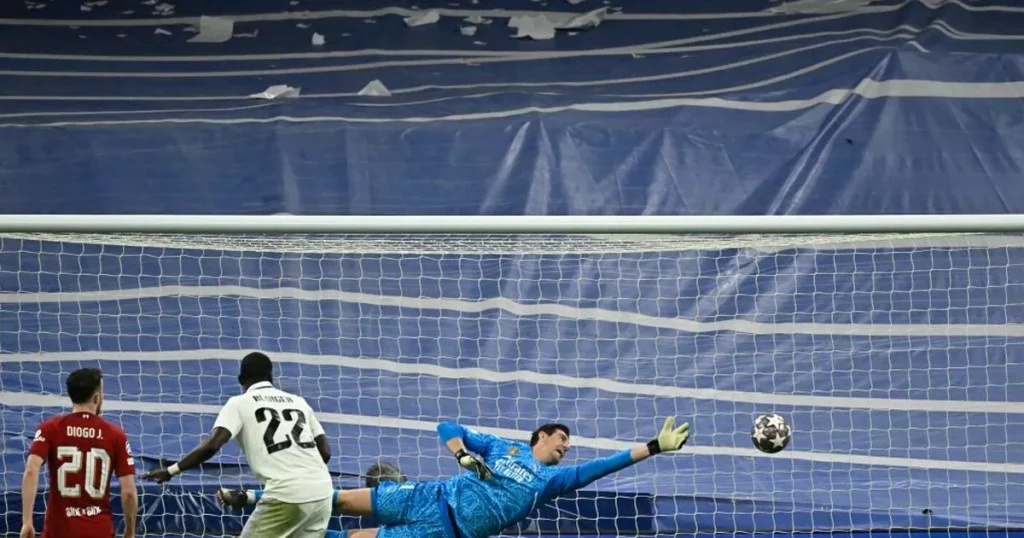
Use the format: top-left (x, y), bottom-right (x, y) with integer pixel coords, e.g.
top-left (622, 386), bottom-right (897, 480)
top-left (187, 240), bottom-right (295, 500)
top-left (751, 413), bottom-right (791, 454)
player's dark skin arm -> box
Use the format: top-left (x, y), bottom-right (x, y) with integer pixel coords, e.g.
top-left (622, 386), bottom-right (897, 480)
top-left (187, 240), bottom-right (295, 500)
top-left (314, 434), bottom-right (331, 463)
top-left (141, 427), bottom-right (232, 483)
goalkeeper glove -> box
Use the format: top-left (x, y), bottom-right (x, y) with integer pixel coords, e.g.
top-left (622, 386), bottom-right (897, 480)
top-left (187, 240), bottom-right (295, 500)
top-left (645, 417), bottom-right (690, 455)
top-left (455, 449), bottom-right (493, 480)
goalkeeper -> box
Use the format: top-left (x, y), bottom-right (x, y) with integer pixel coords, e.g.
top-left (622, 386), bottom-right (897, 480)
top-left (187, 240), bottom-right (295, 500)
top-left (219, 417), bottom-right (690, 538)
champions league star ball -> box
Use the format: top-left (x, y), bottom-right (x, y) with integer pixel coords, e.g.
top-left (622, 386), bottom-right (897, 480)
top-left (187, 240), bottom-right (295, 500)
top-left (751, 413), bottom-right (791, 454)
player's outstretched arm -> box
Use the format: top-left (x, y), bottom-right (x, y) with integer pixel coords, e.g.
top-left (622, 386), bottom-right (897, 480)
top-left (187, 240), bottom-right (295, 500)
top-left (143, 397), bottom-right (244, 483)
top-left (437, 421), bottom-right (498, 480)
top-left (141, 427), bottom-right (233, 484)
top-left (551, 417), bottom-right (690, 496)
top-left (19, 454), bottom-right (44, 538)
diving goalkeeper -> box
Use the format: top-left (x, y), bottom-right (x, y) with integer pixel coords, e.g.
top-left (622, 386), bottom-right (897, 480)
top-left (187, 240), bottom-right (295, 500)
top-left (219, 417), bottom-right (690, 538)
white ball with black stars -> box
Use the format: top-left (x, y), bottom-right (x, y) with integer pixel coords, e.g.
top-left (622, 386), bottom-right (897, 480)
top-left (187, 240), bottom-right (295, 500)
top-left (751, 413), bottom-right (791, 454)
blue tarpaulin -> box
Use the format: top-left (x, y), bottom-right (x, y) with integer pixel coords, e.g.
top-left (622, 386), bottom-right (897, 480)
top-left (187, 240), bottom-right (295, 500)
top-left (1, 0), bottom-right (1024, 215)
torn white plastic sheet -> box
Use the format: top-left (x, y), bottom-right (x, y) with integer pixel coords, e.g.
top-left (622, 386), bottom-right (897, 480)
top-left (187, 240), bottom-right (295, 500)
top-left (311, 32), bottom-right (325, 46)
top-left (508, 7), bottom-right (607, 39)
top-left (460, 25), bottom-right (477, 36)
top-left (404, 9), bottom-right (440, 27)
top-left (187, 15), bottom-right (234, 43)
top-left (249, 85), bottom-right (301, 100)
top-left (358, 80), bottom-right (391, 97)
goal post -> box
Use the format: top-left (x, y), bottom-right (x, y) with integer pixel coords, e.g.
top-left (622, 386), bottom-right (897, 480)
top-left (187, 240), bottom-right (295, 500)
top-left (1, 215), bottom-right (1021, 537)
top-left (1, 213), bottom-right (1024, 234)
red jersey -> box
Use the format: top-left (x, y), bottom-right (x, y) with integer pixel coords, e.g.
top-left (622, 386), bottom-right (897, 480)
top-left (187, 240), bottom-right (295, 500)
top-left (28, 412), bottom-right (135, 538)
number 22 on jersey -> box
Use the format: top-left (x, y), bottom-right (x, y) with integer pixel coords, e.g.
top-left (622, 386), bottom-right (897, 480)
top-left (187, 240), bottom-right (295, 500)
top-left (255, 407), bottom-right (316, 454)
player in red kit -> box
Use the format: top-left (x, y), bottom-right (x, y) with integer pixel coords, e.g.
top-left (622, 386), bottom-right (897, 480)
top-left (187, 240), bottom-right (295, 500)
top-left (19, 367), bottom-right (138, 538)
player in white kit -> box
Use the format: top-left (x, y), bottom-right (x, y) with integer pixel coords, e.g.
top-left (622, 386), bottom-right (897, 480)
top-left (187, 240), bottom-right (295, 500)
top-left (143, 352), bottom-right (335, 538)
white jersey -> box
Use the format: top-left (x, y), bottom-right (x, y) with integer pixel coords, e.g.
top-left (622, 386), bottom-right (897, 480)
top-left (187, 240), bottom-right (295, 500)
top-left (213, 381), bottom-right (334, 503)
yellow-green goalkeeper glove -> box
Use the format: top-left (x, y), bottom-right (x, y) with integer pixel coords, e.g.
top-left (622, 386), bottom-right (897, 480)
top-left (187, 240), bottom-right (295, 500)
top-left (455, 449), bottom-right (493, 480)
top-left (645, 417), bottom-right (690, 455)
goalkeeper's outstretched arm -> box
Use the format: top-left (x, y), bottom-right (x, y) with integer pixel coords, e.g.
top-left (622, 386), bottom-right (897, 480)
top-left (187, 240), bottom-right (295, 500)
top-left (549, 417), bottom-right (690, 497)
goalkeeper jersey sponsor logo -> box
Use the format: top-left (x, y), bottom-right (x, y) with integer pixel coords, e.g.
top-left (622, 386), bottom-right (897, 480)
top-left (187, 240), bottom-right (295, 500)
top-left (493, 457), bottom-right (535, 484)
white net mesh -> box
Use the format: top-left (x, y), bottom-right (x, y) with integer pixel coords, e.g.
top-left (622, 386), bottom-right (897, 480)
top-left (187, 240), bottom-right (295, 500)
top-left (1, 232), bottom-right (1022, 536)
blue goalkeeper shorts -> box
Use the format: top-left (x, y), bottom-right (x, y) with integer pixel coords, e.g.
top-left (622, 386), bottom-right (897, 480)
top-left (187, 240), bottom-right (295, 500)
top-left (371, 481), bottom-right (460, 538)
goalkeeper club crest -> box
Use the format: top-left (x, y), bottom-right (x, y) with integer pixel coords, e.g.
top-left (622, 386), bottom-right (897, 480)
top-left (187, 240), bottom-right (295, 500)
top-left (508, 446), bottom-right (519, 456)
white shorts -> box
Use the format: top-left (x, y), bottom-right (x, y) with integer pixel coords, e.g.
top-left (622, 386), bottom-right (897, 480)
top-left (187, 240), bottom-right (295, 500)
top-left (239, 496), bottom-right (333, 538)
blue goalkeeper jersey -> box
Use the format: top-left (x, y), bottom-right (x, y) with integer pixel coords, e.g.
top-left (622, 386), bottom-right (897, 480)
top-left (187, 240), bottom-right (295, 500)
top-left (436, 422), bottom-right (635, 538)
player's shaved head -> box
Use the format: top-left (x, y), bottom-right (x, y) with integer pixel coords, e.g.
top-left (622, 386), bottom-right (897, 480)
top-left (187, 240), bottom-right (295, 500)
top-left (66, 367), bottom-right (103, 405)
top-left (238, 351), bottom-right (274, 387)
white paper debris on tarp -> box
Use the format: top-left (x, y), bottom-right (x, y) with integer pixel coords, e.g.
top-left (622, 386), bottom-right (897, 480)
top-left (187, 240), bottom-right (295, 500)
top-left (234, 29), bottom-right (258, 38)
top-left (80, 5), bottom-right (92, 11)
top-left (289, 0), bottom-right (299, 4)
top-left (249, 85), bottom-right (301, 100)
top-left (508, 14), bottom-right (555, 39)
top-left (154, 28), bottom-right (172, 35)
top-left (459, 25), bottom-right (477, 36)
top-left (508, 6), bottom-right (607, 39)
top-left (296, 22), bottom-right (310, 28)
top-left (567, 0), bottom-right (588, 4)
top-left (404, 9), bottom-right (440, 27)
top-left (556, 7), bottom-right (608, 29)
top-left (153, 2), bottom-right (174, 15)
top-left (473, 40), bottom-right (486, 45)
top-left (120, 10), bottom-right (133, 14)
top-left (311, 32), bottom-right (325, 46)
top-left (141, 0), bottom-right (156, 5)
top-left (187, 15), bottom-right (234, 43)
top-left (358, 79), bottom-right (391, 97)
top-left (182, 25), bottom-right (198, 33)
top-left (116, 33), bottom-right (125, 38)
top-left (341, 32), bottom-right (351, 36)
top-left (463, 15), bottom-right (491, 24)
top-left (363, 18), bottom-right (377, 23)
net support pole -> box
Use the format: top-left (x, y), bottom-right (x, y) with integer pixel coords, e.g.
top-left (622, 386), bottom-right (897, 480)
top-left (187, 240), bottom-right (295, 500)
top-left (0, 214), bottom-right (1023, 234)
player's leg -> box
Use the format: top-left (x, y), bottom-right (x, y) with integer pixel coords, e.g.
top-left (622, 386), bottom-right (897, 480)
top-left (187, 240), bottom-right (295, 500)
top-left (239, 498), bottom-right (305, 538)
top-left (334, 488), bottom-right (374, 517)
top-left (367, 481), bottom-right (445, 527)
top-left (329, 523), bottom-right (447, 538)
top-left (285, 496), bottom-right (334, 538)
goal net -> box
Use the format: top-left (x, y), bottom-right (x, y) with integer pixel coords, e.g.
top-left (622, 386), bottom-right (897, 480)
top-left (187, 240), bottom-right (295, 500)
top-left (1, 230), bottom-right (1021, 537)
